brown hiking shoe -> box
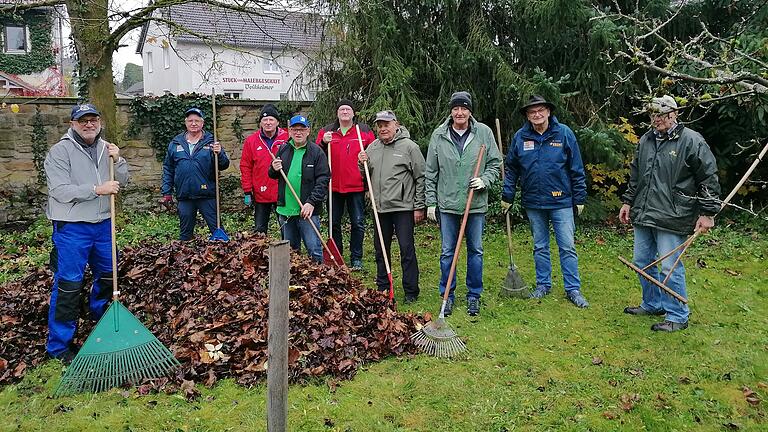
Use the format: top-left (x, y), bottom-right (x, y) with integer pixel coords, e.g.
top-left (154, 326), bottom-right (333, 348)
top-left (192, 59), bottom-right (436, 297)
top-left (651, 320), bottom-right (688, 332)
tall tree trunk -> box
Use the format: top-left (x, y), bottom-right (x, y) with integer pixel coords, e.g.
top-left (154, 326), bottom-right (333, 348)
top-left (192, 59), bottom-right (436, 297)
top-left (66, 0), bottom-right (119, 143)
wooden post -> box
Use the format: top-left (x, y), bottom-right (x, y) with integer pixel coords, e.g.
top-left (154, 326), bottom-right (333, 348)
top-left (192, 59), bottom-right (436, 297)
top-left (267, 240), bottom-right (290, 432)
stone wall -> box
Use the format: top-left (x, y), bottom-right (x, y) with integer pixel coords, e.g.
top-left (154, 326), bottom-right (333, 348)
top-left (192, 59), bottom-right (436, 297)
top-left (0, 96), bottom-right (310, 225)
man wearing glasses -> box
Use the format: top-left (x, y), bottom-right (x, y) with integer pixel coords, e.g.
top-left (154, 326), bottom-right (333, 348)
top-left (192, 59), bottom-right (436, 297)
top-left (619, 95), bottom-right (720, 332)
top-left (44, 103), bottom-right (129, 364)
top-left (269, 115), bottom-right (330, 263)
top-left (161, 107), bottom-right (230, 240)
top-left (501, 95), bottom-right (589, 309)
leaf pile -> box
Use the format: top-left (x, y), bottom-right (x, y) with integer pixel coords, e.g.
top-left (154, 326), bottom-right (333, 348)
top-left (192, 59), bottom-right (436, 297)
top-left (0, 233), bottom-right (421, 386)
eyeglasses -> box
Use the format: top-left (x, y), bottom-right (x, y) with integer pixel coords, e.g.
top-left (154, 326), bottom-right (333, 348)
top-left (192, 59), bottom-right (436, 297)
top-left (526, 107), bottom-right (549, 116)
top-left (289, 127), bottom-right (308, 133)
top-left (76, 118), bottom-right (100, 126)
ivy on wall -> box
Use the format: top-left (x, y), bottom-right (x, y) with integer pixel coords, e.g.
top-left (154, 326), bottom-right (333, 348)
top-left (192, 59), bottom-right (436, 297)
top-left (0, 10), bottom-right (55, 75)
top-left (30, 107), bottom-right (48, 189)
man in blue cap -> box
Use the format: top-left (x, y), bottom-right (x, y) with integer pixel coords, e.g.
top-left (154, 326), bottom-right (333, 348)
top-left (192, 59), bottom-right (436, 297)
top-left (161, 107), bottom-right (230, 240)
top-left (44, 103), bottom-right (130, 363)
top-left (268, 115), bottom-right (330, 262)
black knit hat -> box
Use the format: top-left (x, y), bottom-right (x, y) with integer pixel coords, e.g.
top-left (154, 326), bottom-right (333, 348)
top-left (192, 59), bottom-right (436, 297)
top-left (449, 91), bottom-right (473, 112)
top-left (336, 98), bottom-right (355, 112)
top-left (260, 104), bottom-right (280, 120)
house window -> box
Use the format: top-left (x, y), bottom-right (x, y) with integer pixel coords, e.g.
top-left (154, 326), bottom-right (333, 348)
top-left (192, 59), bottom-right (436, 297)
top-left (4, 26), bottom-right (28, 53)
top-left (146, 51), bottom-right (153, 73)
top-left (263, 58), bottom-right (280, 74)
top-left (224, 91), bottom-right (241, 99)
top-left (163, 44), bottom-right (170, 69)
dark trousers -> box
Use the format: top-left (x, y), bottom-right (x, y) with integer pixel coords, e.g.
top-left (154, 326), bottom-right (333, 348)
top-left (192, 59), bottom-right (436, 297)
top-left (331, 191), bottom-right (365, 263)
top-left (373, 211), bottom-right (419, 298)
top-left (178, 198), bottom-right (217, 241)
top-left (253, 202), bottom-right (275, 234)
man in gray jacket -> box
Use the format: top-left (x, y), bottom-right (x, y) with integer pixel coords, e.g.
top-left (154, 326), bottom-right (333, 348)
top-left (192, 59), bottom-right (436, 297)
top-left (619, 95), bottom-right (720, 332)
top-left (44, 103), bottom-right (129, 363)
top-left (358, 110), bottom-right (426, 303)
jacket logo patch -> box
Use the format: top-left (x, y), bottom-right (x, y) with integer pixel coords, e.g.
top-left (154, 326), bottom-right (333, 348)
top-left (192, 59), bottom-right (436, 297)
top-left (176, 145), bottom-right (185, 152)
top-left (257, 146), bottom-right (263, 151)
top-left (260, 186), bottom-right (267, 192)
top-left (669, 150), bottom-right (677, 157)
top-left (550, 141), bottom-right (563, 147)
top-left (523, 141), bottom-right (534, 151)
top-left (306, 164), bottom-right (314, 168)
top-left (201, 184), bottom-right (208, 190)
top-left (551, 191), bottom-right (563, 197)
top-left (394, 153), bottom-right (403, 157)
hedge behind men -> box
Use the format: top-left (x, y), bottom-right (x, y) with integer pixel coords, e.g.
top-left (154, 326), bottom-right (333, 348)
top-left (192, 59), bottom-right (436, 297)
top-left (316, 99), bottom-right (375, 270)
top-left (44, 103), bottom-right (129, 363)
top-left (240, 104), bottom-right (289, 233)
top-left (358, 110), bottom-right (426, 303)
top-left (425, 91), bottom-right (502, 316)
top-left (619, 95), bottom-right (720, 332)
top-left (161, 108), bottom-right (230, 240)
top-left (501, 96), bottom-right (589, 308)
top-left (269, 115), bottom-right (330, 263)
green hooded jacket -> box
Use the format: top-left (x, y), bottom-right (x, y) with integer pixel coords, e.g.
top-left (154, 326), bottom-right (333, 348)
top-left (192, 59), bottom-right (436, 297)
top-left (425, 116), bottom-right (502, 214)
top-left (363, 126), bottom-right (426, 213)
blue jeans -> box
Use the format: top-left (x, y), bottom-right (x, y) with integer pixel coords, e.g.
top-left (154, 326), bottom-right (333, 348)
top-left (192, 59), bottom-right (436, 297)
top-left (526, 207), bottom-right (581, 292)
top-left (438, 211), bottom-right (485, 300)
top-left (331, 192), bottom-right (365, 263)
top-left (178, 198), bottom-right (217, 241)
top-left (278, 214), bottom-right (323, 263)
top-left (47, 220), bottom-right (113, 357)
top-left (633, 226), bottom-right (689, 323)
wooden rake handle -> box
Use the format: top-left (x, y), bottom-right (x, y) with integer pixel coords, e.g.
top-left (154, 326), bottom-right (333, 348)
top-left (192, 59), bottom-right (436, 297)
top-left (441, 144), bottom-right (486, 304)
top-left (267, 149), bottom-right (340, 266)
top-left (618, 256), bottom-right (688, 304)
top-left (109, 156), bottom-right (119, 299)
top-left (211, 89), bottom-right (222, 229)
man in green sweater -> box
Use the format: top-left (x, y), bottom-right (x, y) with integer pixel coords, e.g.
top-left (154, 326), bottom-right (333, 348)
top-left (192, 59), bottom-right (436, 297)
top-left (425, 92), bottom-right (502, 316)
top-left (358, 110), bottom-right (426, 303)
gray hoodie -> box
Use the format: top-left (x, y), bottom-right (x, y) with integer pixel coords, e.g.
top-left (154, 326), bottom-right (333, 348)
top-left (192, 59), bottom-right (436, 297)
top-left (44, 129), bottom-right (130, 223)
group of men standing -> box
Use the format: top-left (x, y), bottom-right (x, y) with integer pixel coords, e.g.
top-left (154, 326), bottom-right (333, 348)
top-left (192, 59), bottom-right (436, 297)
top-left (43, 91), bottom-right (720, 362)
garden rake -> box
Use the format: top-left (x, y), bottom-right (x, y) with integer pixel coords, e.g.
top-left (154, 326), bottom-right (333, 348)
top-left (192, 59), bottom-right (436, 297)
top-left (618, 139), bottom-right (768, 302)
top-left (209, 88), bottom-right (230, 242)
top-left (324, 139), bottom-right (345, 266)
top-left (495, 119), bottom-right (529, 298)
top-left (356, 124), bottom-right (395, 302)
top-left (411, 144), bottom-right (486, 358)
top-left (55, 157), bottom-right (179, 397)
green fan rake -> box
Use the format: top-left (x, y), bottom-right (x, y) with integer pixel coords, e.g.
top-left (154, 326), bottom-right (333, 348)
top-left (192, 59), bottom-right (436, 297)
top-left (54, 157), bottom-right (179, 397)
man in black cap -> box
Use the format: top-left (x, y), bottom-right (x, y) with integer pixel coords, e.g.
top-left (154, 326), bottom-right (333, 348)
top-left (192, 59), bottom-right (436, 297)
top-left (161, 107), bottom-right (230, 240)
top-left (501, 95), bottom-right (589, 308)
top-left (425, 91), bottom-right (502, 316)
top-left (44, 103), bottom-right (129, 363)
top-left (240, 104), bottom-right (289, 233)
top-left (315, 99), bottom-right (375, 270)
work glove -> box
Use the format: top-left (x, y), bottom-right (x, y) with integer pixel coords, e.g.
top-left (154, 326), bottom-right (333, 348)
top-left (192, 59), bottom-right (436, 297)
top-left (576, 205), bottom-right (584, 216)
top-left (244, 193), bottom-right (252, 207)
top-left (427, 206), bottom-right (437, 222)
top-left (469, 177), bottom-right (485, 190)
top-left (161, 195), bottom-right (174, 212)
top-left (501, 200), bottom-right (512, 213)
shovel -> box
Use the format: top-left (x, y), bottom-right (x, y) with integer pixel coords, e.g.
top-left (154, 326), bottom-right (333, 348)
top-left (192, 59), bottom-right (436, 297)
top-left (324, 140), bottom-right (345, 266)
top-left (209, 89), bottom-right (229, 242)
top-left (495, 119), bottom-right (529, 297)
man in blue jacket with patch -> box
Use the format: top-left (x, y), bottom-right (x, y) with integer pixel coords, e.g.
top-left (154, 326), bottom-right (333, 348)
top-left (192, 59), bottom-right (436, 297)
top-left (161, 107), bottom-right (230, 240)
top-left (501, 95), bottom-right (589, 308)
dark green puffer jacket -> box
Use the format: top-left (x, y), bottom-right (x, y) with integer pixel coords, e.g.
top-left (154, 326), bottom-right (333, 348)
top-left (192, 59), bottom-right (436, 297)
top-left (622, 124), bottom-right (721, 235)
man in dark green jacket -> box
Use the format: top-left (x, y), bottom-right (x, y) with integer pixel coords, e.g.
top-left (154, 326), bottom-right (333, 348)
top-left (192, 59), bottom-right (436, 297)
top-left (358, 110), bottom-right (426, 303)
top-left (425, 92), bottom-right (502, 316)
top-left (619, 95), bottom-right (720, 332)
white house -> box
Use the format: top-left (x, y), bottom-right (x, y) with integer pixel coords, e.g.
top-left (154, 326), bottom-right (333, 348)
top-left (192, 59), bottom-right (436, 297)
top-left (137, 4), bottom-right (325, 100)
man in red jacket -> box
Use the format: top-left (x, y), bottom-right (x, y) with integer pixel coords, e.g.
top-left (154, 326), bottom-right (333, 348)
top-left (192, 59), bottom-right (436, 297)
top-left (240, 104), bottom-right (289, 233)
top-left (316, 99), bottom-right (375, 270)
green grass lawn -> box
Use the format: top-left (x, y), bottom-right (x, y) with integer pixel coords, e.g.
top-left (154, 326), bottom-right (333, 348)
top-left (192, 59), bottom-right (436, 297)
top-left (1, 211), bottom-right (766, 431)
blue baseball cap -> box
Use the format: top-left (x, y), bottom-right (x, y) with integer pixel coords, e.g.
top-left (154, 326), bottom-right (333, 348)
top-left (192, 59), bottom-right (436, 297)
top-left (289, 115), bottom-right (310, 128)
top-left (185, 107), bottom-right (205, 118)
top-left (71, 103), bottom-right (100, 120)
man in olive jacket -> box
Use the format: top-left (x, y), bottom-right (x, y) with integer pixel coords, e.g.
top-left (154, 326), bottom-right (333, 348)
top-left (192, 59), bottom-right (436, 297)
top-left (425, 92), bottom-right (502, 316)
top-left (619, 95), bottom-right (720, 332)
top-left (359, 110), bottom-right (426, 303)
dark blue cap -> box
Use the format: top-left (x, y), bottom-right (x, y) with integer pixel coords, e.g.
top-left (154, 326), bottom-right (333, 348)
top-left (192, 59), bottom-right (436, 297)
top-left (185, 107), bottom-right (205, 119)
top-left (289, 115), bottom-right (310, 127)
top-left (71, 103), bottom-right (100, 120)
